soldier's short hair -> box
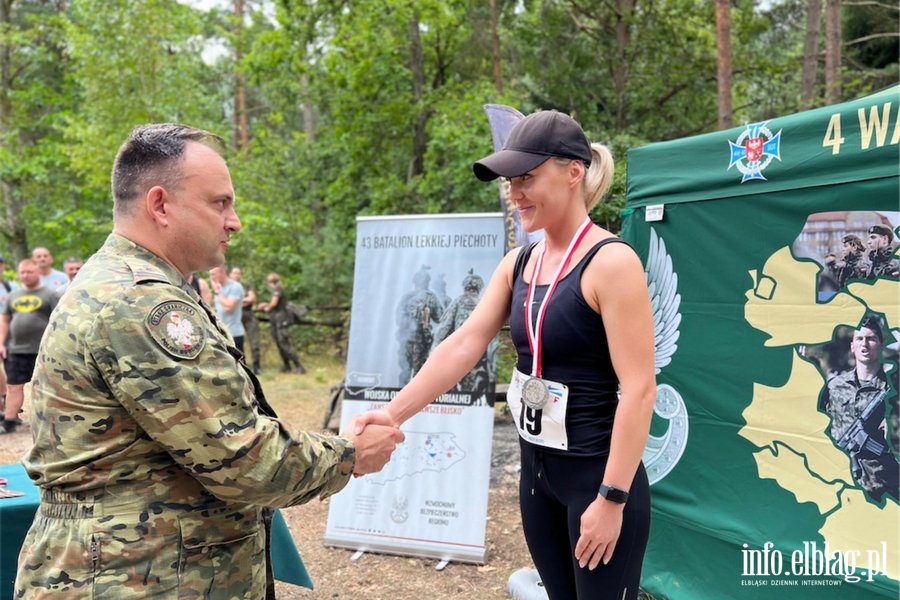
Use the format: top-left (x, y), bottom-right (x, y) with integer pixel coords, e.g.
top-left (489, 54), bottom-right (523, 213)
top-left (111, 124), bottom-right (225, 215)
top-left (859, 315), bottom-right (884, 342)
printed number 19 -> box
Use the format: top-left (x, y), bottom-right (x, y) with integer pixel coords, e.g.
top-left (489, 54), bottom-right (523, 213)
top-left (519, 404), bottom-right (542, 435)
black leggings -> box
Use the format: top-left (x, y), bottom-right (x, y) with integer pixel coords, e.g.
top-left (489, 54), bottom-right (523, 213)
top-left (519, 442), bottom-right (651, 600)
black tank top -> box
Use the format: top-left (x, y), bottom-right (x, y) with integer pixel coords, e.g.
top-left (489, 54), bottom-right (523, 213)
top-left (510, 238), bottom-right (630, 456)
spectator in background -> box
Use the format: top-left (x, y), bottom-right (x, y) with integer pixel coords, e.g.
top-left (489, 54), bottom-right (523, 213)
top-left (209, 265), bottom-right (246, 355)
top-left (257, 272), bottom-right (305, 374)
top-left (58, 256), bottom-right (84, 294)
top-left (31, 247), bottom-right (68, 293)
top-left (0, 259), bottom-right (58, 434)
top-left (63, 256), bottom-right (83, 281)
top-left (231, 266), bottom-right (262, 374)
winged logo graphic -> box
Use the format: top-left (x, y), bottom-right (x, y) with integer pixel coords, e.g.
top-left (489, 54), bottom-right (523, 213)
top-left (641, 227), bottom-right (689, 485)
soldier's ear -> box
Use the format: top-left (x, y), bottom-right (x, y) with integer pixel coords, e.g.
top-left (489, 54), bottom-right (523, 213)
top-left (145, 186), bottom-right (171, 226)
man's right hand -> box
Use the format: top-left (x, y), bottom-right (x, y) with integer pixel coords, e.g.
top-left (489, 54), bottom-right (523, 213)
top-left (346, 423), bottom-right (405, 475)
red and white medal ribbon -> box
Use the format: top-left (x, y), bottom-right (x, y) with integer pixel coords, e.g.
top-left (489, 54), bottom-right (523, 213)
top-left (525, 217), bottom-right (593, 378)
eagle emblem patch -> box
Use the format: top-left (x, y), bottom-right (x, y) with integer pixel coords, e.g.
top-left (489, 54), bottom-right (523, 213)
top-left (146, 301), bottom-right (206, 359)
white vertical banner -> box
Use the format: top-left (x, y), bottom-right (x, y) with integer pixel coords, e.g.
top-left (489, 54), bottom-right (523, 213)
top-left (325, 213), bottom-right (505, 564)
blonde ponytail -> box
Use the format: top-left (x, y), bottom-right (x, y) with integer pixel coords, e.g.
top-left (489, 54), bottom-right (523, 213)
top-left (583, 143), bottom-right (614, 212)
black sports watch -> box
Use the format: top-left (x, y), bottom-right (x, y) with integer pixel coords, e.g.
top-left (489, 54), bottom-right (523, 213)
top-left (598, 483), bottom-right (629, 504)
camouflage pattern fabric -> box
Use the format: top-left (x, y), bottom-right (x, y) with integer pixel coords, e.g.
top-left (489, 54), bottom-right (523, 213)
top-left (239, 284), bottom-right (262, 369)
top-left (395, 289), bottom-right (442, 385)
top-left (821, 369), bottom-right (900, 503)
top-left (865, 247), bottom-right (900, 279)
top-left (16, 233), bottom-right (355, 599)
top-left (267, 284), bottom-right (303, 370)
top-left (432, 291), bottom-right (492, 396)
top-left (827, 252), bottom-right (868, 288)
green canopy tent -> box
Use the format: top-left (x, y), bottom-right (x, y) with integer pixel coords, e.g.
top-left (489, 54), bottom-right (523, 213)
top-left (623, 86), bottom-right (899, 599)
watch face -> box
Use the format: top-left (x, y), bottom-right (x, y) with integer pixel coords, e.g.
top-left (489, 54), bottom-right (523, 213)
top-left (600, 484), bottom-right (628, 503)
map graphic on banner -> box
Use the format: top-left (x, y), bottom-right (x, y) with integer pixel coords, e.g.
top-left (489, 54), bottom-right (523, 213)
top-left (742, 209), bottom-right (899, 579)
top-left (325, 213), bottom-right (505, 563)
top-left (364, 430), bottom-right (467, 485)
top-left (623, 86), bottom-right (899, 599)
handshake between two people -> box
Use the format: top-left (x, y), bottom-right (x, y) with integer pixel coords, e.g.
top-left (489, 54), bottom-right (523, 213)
top-left (342, 409), bottom-right (404, 476)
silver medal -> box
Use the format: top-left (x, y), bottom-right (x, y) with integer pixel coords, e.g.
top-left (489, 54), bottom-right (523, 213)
top-left (521, 376), bottom-right (550, 410)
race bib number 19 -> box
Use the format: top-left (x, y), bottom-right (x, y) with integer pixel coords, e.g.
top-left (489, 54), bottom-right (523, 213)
top-left (507, 369), bottom-right (569, 450)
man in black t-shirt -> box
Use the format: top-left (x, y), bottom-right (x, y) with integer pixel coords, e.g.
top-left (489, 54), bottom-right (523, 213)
top-left (0, 259), bottom-right (58, 433)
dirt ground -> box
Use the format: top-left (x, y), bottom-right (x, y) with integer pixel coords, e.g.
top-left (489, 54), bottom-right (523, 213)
top-left (0, 362), bottom-right (538, 600)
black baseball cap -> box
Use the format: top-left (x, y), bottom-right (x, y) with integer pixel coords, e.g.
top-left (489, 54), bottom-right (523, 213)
top-left (473, 110), bottom-right (592, 182)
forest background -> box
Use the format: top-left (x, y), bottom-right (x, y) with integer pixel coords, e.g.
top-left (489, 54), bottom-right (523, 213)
top-left (0, 0), bottom-right (897, 353)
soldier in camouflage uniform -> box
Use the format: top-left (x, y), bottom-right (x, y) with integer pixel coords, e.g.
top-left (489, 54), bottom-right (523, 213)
top-left (820, 315), bottom-right (899, 503)
top-left (395, 266), bottom-right (443, 385)
top-left (863, 224), bottom-right (899, 280)
top-left (823, 234), bottom-right (868, 288)
top-left (432, 269), bottom-right (494, 398)
top-left (15, 124), bottom-right (403, 599)
top-left (257, 272), bottom-right (305, 374)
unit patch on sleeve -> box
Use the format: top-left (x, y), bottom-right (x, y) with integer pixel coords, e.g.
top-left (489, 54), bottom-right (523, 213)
top-left (146, 301), bottom-right (206, 359)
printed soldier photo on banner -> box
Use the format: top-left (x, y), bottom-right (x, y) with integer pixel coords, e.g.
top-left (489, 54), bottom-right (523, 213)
top-left (788, 211), bottom-right (900, 504)
top-left (789, 210), bottom-right (899, 300)
top-left (329, 213), bottom-right (505, 564)
top-left (816, 314), bottom-right (899, 504)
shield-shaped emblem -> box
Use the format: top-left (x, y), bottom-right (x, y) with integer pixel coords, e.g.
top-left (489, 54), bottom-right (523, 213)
top-left (745, 137), bottom-right (763, 162)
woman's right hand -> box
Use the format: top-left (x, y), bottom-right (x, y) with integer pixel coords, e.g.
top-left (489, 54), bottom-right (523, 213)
top-left (349, 409), bottom-right (398, 435)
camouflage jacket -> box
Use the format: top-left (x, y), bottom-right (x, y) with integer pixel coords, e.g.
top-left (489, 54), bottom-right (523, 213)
top-left (821, 368), bottom-right (899, 502)
top-left (17, 234), bottom-right (355, 599)
top-left (827, 252), bottom-right (868, 288)
top-left (865, 247), bottom-right (900, 279)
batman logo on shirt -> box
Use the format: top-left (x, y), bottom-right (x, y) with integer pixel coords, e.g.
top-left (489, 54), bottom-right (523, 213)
top-left (11, 295), bottom-right (43, 312)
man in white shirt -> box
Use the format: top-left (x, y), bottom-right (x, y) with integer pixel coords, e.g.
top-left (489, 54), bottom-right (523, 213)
top-left (31, 247), bottom-right (68, 292)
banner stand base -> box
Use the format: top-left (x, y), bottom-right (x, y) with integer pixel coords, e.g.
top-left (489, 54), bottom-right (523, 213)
top-left (346, 549), bottom-right (452, 572)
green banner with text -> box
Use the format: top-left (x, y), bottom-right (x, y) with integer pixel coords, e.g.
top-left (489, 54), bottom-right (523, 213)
top-left (623, 86), bottom-right (899, 599)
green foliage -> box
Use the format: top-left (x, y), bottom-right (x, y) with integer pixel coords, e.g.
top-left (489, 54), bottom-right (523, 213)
top-left (0, 0), bottom-right (895, 337)
top-left (0, 4), bottom-right (74, 259)
top-left (64, 0), bottom-right (229, 188)
top-left (842, 1), bottom-right (900, 98)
